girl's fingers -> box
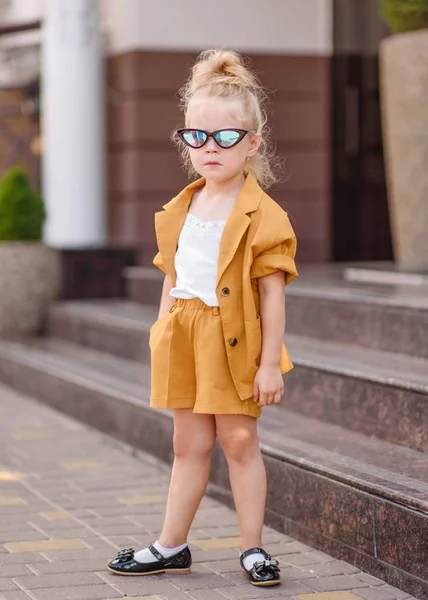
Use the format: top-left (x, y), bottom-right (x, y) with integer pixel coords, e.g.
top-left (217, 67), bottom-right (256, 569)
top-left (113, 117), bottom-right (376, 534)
top-left (258, 391), bottom-right (267, 407)
top-left (267, 393), bottom-right (276, 405)
top-left (254, 383), bottom-right (284, 407)
top-left (253, 382), bottom-right (260, 403)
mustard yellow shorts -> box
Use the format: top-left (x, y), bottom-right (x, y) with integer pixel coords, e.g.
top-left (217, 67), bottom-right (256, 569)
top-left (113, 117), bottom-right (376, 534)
top-left (149, 298), bottom-right (261, 418)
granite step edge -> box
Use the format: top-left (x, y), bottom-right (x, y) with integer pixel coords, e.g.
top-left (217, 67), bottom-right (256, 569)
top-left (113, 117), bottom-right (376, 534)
top-left (0, 337), bottom-right (425, 515)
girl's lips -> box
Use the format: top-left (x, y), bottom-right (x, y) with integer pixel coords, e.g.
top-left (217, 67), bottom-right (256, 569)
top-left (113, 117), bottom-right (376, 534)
top-left (205, 162), bottom-right (221, 166)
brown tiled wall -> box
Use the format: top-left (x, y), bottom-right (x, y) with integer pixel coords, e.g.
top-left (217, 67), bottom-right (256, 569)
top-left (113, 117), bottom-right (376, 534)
top-left (107, 51), bottom-right (331, 264)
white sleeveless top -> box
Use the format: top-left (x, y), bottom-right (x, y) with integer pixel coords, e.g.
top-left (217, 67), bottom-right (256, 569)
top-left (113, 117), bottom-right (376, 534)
top-left (170, 213), bottom-right (227, 307)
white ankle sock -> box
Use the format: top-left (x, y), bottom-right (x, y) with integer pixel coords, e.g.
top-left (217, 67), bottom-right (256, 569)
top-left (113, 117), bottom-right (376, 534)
top-left (241, 550), bottom-right (266, 571)
top-left (134, 540), bottom-right (188, 564)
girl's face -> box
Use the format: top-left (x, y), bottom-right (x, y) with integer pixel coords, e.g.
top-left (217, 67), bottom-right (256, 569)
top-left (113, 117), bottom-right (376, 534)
top-left (185, 96), bottom-right (261, 184)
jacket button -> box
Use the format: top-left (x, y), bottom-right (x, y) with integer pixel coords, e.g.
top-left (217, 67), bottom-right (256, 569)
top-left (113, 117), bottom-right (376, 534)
top-left (229, 337), bottom-right (238, 347)
top-left (221, 287), bottom-right (230, 296)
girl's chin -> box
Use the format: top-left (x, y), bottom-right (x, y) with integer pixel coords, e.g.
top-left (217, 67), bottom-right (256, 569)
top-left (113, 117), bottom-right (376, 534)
top-left (197, 167), bottom-right (241, 182)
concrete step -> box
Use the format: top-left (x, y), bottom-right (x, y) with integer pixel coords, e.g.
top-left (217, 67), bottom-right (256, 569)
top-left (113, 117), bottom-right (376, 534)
top-left (0, 336), bottom-right (426, 597)
top-left (124, 265), bottom-right (428, 359)
top-left (47, 299), bottom-right (428, 450)
top-left (47, 299), bottom-right (157, 363)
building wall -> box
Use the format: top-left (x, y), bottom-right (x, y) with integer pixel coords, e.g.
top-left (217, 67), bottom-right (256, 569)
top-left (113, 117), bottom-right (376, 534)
top-left (106, 0), bottom-right (333, 263)
top-left (104, 0), bottom-right (332, 55)
top-left (0, 0), bottom-right (334, 262)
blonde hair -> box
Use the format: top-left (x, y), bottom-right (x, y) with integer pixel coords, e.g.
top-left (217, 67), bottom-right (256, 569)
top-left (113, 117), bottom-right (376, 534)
top-left (174, 49), bottom-right (281, 189)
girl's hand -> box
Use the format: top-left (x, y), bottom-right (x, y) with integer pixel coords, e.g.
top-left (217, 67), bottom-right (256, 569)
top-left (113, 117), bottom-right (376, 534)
top-left (253, 364), bottom-right (284, 407)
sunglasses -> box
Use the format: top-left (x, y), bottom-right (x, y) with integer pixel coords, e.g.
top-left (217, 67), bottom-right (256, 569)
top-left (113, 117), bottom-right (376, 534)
top-left (177, 128), bottom-right (256, 149)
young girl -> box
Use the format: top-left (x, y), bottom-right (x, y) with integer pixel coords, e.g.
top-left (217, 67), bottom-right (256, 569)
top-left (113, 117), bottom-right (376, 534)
top-left (108, 49), bottom-right (297, 587)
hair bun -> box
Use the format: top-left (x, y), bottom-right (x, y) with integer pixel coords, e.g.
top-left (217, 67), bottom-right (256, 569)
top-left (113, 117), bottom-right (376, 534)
top-left (189, 49), bottom-right (259, 95)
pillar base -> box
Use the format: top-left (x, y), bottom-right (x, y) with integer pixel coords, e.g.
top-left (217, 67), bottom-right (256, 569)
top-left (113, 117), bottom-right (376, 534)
top-left (59, 246), bottom-right (137, 299)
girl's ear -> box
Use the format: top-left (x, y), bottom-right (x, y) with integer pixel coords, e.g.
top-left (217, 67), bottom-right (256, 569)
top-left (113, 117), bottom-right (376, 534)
top-left (247, 133), bottom-right (262, 157)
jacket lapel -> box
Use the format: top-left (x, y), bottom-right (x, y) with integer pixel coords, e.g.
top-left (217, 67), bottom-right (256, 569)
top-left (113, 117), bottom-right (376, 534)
top-left (154, 177), bottom-right (205, 284)
top-left (216, 211), bottom-right (251, 285)
top-left (216, 174), bottom-right (264, 284)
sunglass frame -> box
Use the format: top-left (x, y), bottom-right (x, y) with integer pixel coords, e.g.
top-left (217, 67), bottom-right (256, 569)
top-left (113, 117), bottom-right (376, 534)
top-left (177, 128), bottom-right (256, 149)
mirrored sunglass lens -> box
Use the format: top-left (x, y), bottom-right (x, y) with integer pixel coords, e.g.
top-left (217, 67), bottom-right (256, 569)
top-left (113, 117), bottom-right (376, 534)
top-left (182, 130), bottom-right (207, 147)
top-left (215, 130), bottom-right (241, 147)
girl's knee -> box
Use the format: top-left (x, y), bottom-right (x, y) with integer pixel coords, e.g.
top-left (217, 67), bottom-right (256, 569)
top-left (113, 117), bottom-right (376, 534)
top-left (220, 428), bottom-right (258, 464)
top-left (173, 411), bottom-right (216, 458)
top-left (173, 428), bottom-right (216, 458)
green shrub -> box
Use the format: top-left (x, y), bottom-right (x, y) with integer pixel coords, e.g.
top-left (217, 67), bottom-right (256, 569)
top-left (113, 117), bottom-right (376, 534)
top-left (380, 0), bottom-right (428, 33)
top-left (0, 166), bottom-right (45, 241)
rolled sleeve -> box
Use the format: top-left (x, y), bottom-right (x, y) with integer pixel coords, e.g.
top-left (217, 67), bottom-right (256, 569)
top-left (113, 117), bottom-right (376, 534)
top-left (153, 251), bottom-right (167, 274)
top-left (250, 238), bottom-right (298, 284)
top-left (250, 210), bottom-right (298, 285)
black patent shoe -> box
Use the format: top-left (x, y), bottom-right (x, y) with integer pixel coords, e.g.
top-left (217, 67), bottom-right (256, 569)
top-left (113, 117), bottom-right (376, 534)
top-left (240, 547), bottom-right (281, 586)
top-left (108, 544), bottom-right (192, 576)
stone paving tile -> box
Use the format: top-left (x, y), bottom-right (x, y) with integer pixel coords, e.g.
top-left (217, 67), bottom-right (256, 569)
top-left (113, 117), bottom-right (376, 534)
top-left (0, 532), bottom-right (47, 544)
top-left (190, 547), bottom-right (243, 562)
top-left (195, 525), bottom-right (241, 538)
top-left (4, 540), bottom-right (86, 553)
top-left (219, 580), bottom-right (314, 598)
top-left (27, 558), bottom-right (109, 575)
top-left (356, 586), bottom-right (398, 600)
top-left (0, 580), bottom-right (19, 592)
top-left (0, 592), bottom-right (34, 600)
top-left (0, 497), bottom-right (25, 506)
top-left (188, 591), bottom-right (235, 600)
top-left (16, 572), bottom-right (104, 589)
top-left (0, 565), bottom-right (33, 578)
top-left (0, 523), bottom-right (40, 535)
top-left (356, 572), bottom-right (390, 587)
top-left (304, 574), bottom-right (369, 592)
top-left (308, 561), bottom-right (361, 576)
top-left (280, 552), bottom-right (331, 567)
top-left (193, 536), bottom-right (241, 550)
top-left (29, 584), bottom-right (122, 600)
top-left (0, 385), bottom-right (419, 600)
top-left (168, 564), bottom-right (233, 591)
top-left (0, 553), bottom-right (48, 565)
top-left (40, 547), bottom-right (114, 561)
top-left (380, 586), bottom-right (414, 599)
top-left (297, 593), bottom-right (364, 600)
top-left (99, 572), bottom-right (182, 596)
top-left (204, 558), bottom-right (248, 574)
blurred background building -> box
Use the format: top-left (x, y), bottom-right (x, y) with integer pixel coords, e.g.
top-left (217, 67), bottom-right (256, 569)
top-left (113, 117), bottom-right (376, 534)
top-left (0, 0), bottom-right (391, 266)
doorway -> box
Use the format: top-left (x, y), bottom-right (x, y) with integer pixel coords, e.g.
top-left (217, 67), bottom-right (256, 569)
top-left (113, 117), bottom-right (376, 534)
top-left (332, 0), bottom-right (393, 261)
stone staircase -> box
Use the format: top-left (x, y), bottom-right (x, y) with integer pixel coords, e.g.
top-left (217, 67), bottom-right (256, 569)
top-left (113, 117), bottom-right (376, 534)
top-left (0, 264), bottom-right (426, 599)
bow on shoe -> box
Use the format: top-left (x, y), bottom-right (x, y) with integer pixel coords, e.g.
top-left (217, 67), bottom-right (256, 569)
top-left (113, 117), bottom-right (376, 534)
top-left (113, 548), bottom-right (135, 563)
top-left (253, 557), bottom-right (280, 579)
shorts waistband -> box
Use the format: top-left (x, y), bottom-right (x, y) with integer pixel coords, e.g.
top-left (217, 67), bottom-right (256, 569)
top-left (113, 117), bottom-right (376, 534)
top-left (173, 298), bottom-right (220, 314)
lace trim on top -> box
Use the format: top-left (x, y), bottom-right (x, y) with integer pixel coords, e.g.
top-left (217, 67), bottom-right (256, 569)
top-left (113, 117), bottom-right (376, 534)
top-left (184, 213), bottom-right (227, 232)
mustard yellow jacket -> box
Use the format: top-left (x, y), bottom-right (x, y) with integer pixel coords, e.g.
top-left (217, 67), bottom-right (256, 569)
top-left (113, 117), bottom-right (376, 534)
top-left (153, 173), bottom-right (298, 400)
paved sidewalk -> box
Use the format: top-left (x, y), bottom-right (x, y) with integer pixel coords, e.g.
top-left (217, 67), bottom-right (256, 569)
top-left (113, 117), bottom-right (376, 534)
top-left (0, 383), bottom-right (416, 600)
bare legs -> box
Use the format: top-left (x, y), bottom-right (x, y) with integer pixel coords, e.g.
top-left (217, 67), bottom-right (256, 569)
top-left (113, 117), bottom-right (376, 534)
top-left (216, 415), bottom-right (266, 552)
top-left (158, 409), bottom-right (216, 547)
top-left (158, 410), bottom-right (265, 554)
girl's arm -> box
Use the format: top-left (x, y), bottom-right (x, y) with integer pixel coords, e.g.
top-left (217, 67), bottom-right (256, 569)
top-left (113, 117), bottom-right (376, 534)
top-left (254, 270), bottom-right (286, 407)
top-left (157, 275), bottom-right (175, 319)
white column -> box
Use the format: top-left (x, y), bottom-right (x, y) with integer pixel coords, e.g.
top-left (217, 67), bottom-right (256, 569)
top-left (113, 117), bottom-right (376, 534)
top-left (42, 0), bottom-right (106, 247)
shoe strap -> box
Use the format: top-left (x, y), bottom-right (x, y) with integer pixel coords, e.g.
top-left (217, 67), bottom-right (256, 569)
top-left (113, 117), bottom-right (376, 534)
top-left (148, 544), bottom-right (164, 561)
top-left (240, 547), bottom-right (269, 561)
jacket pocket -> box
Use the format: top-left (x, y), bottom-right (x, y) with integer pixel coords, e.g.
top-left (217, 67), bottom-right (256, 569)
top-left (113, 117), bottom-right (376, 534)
top-left (244, 316), bottom-right (262, 379)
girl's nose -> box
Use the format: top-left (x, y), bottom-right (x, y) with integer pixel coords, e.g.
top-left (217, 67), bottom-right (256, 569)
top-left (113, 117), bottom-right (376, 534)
top-left (205, 137), bottom-right (219, 151)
